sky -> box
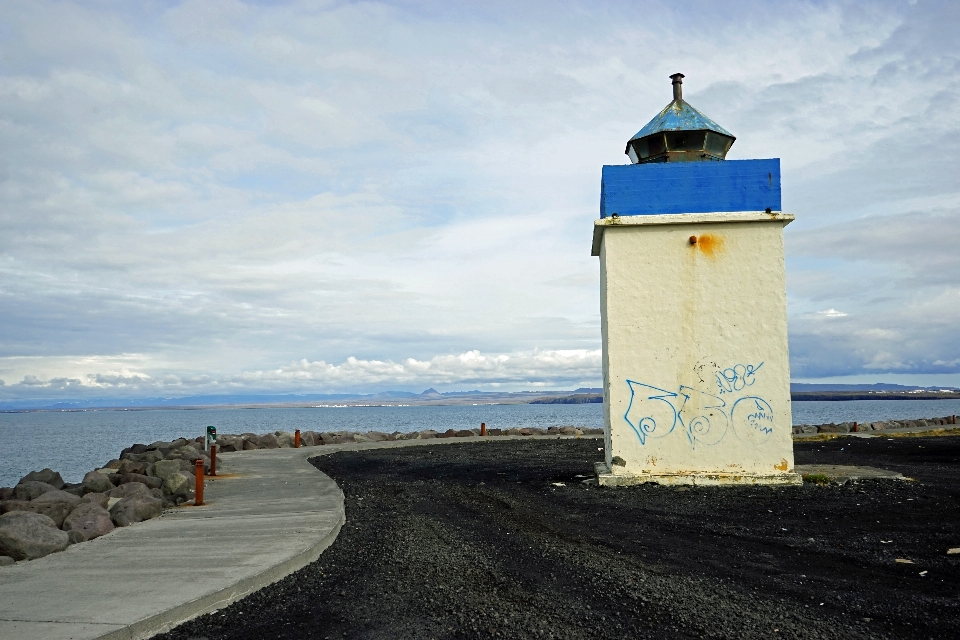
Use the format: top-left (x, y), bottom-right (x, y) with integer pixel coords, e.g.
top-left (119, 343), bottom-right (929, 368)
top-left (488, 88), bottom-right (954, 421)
top-left (1, 0), bottom-right (958, 403)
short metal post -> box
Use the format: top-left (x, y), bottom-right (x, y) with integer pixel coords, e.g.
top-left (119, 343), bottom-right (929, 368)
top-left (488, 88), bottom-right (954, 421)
top-left (209, 444), bottom-right (217, 477)
top-left (295, 429), bottom-right (301, 448)
top-left (480, 422), bottom-right (486, 437)
top-left (853, 421), bottom-right (858, 432)
top-left (194, 458), bottom-right (204, 506)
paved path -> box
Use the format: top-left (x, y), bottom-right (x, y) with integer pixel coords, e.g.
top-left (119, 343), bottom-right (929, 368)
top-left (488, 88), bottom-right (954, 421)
top-left (0, 447), bottom-right (344, 640)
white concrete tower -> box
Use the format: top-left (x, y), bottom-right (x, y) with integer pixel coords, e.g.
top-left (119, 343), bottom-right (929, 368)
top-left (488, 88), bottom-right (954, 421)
top-left (594, 74), bottom-right (801, 486)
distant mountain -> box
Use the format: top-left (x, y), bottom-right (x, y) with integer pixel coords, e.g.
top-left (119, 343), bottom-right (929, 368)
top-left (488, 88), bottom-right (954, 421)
top-left (791, 383), bottom-right (959, 392)
top-left (0, 388), bottom-right (599, 411)
top-left (366, 391), bottom-right (419, 400)
top-left (0, 393), bottom-right (365, 411)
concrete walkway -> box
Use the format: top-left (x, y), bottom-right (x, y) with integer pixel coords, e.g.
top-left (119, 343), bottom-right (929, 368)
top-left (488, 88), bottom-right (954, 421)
top-left (0, 447), bottom-right (344, 640)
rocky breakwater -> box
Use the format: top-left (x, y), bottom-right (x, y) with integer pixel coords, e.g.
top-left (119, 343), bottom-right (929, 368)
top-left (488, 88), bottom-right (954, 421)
top-left (0, 436), bottom-right (216, 565)
top-left (228, 424), bottom-right (604, 450)
top-left (792, 414), bottom-right (958, 435)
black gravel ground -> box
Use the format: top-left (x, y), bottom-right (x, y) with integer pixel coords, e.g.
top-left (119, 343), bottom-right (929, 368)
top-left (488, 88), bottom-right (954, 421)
top-left (156, 435), bottom-right (960, 640)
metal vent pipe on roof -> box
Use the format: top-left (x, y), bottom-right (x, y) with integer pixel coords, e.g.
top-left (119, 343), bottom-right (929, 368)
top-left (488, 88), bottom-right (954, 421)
top-left (670, 73), bottom-right (684, 102)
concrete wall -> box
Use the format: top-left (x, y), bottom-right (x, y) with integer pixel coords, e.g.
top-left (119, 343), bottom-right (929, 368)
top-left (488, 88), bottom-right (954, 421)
top-left (594, 212), bottom-right (797, 482)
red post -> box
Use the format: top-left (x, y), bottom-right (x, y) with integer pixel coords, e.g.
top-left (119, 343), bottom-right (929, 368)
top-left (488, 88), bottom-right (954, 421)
top-left (194, 458), bottom-right (204, 506)
top-left (853, 421), bottom-right (858, 432)
top-left (295, 429), bottom-right (301, 448)
top-left (480, 422), bottom-right (486, 437)
top-left (209, 445), bottom-right (217, 477)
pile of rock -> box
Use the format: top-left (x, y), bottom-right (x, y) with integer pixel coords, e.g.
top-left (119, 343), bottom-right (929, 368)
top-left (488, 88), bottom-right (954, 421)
top-left (227, 426), bottom-right (602, 448)
top-left (0, 436), bottom-right (218, 564)
top-left (0, 468), bottom-right (159, 563)
top-left (792, 415), bottom-right (958, 435)
top-left (181, 426), bottom-right (605, 453)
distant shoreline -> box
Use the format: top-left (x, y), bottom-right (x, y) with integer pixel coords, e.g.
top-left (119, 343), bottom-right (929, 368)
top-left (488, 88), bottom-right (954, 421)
top-left (4, 391), bottom-right (960, 413)
top-left (790, 392), bottom-right (960, 401)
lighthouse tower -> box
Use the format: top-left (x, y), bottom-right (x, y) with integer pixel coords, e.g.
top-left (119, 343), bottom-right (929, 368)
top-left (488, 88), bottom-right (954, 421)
top-left (594, 74), bottom-right (800, 486)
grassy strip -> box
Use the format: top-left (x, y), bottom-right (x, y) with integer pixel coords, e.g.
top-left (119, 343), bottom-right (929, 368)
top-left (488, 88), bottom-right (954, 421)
top-left (882, 427), bottom-right (960, 438)
top-left (794, 427), bottom-right (960, 442)
top-left (793, 434), bottom-right (843, 442)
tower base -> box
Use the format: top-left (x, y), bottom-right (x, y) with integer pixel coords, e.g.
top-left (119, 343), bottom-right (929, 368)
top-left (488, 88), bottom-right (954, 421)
top-left (595, 462), bottom-right (802, 487)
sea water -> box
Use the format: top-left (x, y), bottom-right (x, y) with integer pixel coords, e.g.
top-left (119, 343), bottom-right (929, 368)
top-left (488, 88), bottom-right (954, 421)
top-left (2, 399), bottom-right (959, 487)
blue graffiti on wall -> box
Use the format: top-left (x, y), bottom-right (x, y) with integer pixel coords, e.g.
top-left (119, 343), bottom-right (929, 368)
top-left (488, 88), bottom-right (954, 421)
top-left (715, 362), bottom-right (763, 395)
top-left (624, 362), bottom-right (773, 448)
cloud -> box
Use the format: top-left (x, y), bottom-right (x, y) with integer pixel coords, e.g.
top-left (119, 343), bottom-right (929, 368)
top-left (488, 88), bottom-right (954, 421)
top-left (0, 349), bottom-right (602, 399)
top-left (787, 207), bottom-right (960, 378)
top-left (0, 0), bottom-right (957, 398)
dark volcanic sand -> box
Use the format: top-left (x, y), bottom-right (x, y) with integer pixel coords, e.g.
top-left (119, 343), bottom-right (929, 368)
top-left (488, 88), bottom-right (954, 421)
top-left (156, 436), bottom-right (960, 640)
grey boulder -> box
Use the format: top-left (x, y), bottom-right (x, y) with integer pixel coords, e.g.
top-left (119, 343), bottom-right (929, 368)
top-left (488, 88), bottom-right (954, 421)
top-left (108, 482), bottom-right (153, 500)
top-left (141, 450), bottom-right (165, 464)
top-left (116, 460), bottom-right (148, 476)
top-left (152, 460), bottom-right (181, 481)
top-left (63, 503), bottom-right (115, 542)
top-left (177, 459), bottom-right (198, 475)
top-left (0, 512), bottom-right (70, 560)
top-left (0, 555), bottom-right (15, 566)
top-left (81, 471), bottom-right (114, 494)
top-left (0, 500), bottom-right (29, 515)
top-left (80, 492), bottom-right (110, 509)
top-left (19, 469), bottom-right (65, 490)
top-left (817, 423), bottom-right (850, 434)
top-left (2, 491), bottom-right (79, 528)
top-left (110, 496), bottom-right (163, 527)
top-left (162, 472), bottom-right (192, 496)
top-left (33, 490), bottom-right (82, 509)
top-left (173, 446), bottom-right (204, 461)
top-left (13, 481), bottom-right (58, 501)
top-left (259, 434), bottom-right (280, 449)
top-left (115, 473), bottom-right (163, 490)
top-left (275, 431), bottom-right (295, 448)
top-left (216, 434), bottom-right (241, 452)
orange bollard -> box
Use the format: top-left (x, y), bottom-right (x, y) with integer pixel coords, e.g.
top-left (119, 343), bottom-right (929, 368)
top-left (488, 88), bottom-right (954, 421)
top-left (295, 429), bottom-right (301, 448)
top-left (209, 444), bottom-right (217, 477)
top-left (853, 421), bottom-right (858, 432)
top-left (480, 422), bottom-right (486, 437)
top-left (194, 458), bottom-right (204, 506)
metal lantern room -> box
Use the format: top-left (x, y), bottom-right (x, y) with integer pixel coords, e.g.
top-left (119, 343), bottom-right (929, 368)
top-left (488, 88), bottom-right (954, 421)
top-left (625, 73), bottom-right (736, 164)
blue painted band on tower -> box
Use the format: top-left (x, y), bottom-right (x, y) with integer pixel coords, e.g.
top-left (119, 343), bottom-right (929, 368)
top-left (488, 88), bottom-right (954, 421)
top-left (600, 158), bottom-right (781, 218)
